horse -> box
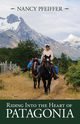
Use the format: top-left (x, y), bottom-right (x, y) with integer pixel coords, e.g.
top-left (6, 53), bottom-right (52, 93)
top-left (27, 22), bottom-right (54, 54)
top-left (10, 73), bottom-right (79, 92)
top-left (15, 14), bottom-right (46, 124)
top-left (32, 60), bottom-right (41, 89)
top-left (39, 55), bottom-right (53, 95)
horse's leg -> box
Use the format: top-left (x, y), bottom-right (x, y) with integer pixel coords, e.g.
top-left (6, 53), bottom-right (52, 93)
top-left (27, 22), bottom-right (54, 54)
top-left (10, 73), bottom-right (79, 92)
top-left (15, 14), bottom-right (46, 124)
top-left (38, 77), bottom-right (41, 88)
top-left (48, 78), bottom-right (52, 93)
top-left (33, 78), bottom-right (37, 89)
top-left (43, 79), bottom-right (48, 95)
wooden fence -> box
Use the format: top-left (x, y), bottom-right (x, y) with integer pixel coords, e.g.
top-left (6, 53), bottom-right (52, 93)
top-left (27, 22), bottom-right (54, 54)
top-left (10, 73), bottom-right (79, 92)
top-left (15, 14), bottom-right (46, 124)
top-left (0, 61), bottom-right (17, 74)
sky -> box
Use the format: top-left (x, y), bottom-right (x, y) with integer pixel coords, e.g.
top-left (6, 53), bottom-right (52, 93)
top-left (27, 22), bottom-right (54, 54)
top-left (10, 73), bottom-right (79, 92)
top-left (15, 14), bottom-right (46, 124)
top-left (0, 0), bottom-right (80, 41)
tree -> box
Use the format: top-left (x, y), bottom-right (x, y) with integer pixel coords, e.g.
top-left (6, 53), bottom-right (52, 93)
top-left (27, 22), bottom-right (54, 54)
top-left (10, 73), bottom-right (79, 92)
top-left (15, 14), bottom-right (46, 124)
top-left (0, 40), bottom-right (41, 67)
top-left (0, 48), bottom-right (12, 62)
top-left (59, 53), bottom-right (72, 74)
top-left (9, 40), bottom-right (41, 67)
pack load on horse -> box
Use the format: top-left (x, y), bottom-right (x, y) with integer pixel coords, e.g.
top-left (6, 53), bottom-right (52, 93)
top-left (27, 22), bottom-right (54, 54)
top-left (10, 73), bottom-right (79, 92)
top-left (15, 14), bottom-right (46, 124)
top-left (27, 59), bottom-right (33, 71)
top-left (51, 63), bottom-right (59, 80)
top-left (52, 65), bottom-right (59, 74)
top-left (32, 57), bottom-right (41, 89)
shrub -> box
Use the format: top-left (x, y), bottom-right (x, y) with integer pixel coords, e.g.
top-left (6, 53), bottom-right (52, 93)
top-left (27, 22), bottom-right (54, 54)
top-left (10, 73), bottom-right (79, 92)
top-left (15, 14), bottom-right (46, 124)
top-left (65, 61), bottom-right (80, 89)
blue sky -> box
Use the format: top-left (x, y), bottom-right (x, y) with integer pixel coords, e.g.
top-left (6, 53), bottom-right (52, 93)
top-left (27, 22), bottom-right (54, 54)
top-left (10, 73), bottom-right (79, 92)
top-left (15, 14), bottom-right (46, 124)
top-left (0, 0), bottom-right (80, 41)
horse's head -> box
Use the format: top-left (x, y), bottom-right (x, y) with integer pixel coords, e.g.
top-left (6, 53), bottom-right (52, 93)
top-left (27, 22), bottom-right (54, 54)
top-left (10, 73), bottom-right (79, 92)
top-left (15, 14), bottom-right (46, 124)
top-left (42, 55), bottom-right (51, 68)
top-left (44, 55), bottom-right (51, 63)
top-left (33, 60), bottom-right (39, 71)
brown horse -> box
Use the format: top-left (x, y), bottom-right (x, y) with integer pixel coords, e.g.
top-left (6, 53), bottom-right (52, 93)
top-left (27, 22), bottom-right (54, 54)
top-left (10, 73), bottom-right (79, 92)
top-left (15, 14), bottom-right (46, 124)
top-left (32, 60), bottom-right (41, 89)
top-left (39, 55), bottom-right (53, 94)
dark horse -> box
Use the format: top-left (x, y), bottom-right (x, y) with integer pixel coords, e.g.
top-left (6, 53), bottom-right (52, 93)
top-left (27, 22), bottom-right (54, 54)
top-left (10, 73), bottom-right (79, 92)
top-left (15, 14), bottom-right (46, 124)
top-left (32, 59), bottom-right (41, 89)
top-left (39, 55), bottom-right (53, 94)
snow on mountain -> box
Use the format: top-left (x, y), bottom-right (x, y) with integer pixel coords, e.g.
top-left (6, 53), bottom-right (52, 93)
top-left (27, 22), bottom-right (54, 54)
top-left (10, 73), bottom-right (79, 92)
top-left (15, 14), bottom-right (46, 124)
top-left (0, 14), bottom-right (20, 32)
top-left (0, 14), bottom-right (80, 60)
top-left (0, 14), bottom-right (56, 48)
top-left (62, 34), bottom-right (80, 49)
top-left (64, 34), bottom-right (80, 42)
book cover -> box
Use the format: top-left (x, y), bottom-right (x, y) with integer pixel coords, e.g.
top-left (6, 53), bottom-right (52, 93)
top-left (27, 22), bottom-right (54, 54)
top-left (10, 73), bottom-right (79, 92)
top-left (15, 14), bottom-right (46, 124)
top-left (0, 0), bottom-right (80, 123)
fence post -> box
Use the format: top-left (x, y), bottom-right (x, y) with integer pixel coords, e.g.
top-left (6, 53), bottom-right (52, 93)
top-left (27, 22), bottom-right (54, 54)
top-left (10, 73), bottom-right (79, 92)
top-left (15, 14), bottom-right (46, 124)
top-left (0, 62), bottom-right (4, 73)
top-left (9, 61), bottom-right (12, 71)
top-left (4, 61), bottom-right (8, 73)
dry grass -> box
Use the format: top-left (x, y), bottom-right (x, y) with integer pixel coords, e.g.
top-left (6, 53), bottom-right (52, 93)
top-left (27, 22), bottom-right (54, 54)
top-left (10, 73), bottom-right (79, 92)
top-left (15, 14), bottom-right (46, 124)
top-left (0, 72), bottom-right (80, 100)
top-left (0, 79), bottom-right (4, 90)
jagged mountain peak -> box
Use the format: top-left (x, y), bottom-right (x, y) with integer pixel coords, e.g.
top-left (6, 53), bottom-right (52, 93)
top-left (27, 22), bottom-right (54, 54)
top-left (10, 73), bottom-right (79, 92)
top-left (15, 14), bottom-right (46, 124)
top-left (7, 14), bottom-right (20, 24)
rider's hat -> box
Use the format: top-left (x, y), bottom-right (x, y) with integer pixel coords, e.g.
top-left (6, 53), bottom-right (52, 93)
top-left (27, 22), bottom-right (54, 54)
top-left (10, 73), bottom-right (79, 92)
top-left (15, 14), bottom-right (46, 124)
top-left (45, 44), bottom-right (50, 47)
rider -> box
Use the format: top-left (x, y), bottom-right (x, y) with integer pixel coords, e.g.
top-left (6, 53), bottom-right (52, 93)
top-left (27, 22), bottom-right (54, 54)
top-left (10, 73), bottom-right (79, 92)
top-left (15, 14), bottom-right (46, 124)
top-left (41, 44), bottom-right (58, 79)
top-left (41, 44), bottom-right (53, 62)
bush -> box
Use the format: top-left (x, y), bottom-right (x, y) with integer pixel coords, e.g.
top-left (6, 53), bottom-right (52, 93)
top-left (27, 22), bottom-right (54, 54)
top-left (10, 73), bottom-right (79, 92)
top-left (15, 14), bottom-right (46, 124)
top-left (65, 61), bottom-right (80, 89)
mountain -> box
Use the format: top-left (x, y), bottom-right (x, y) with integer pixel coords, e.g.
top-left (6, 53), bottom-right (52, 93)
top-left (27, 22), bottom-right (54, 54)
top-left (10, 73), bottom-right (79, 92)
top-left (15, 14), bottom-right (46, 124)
top-left (0, 14), bottom-right (56, 48)
top-left (0, 14), bottom-right (80, 60)
top-left (62, 34), bottom-right (80, 49)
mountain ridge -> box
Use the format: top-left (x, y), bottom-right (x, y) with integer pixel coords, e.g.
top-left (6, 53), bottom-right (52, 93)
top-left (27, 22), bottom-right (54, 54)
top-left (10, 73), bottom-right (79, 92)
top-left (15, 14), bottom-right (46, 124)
top-left (0, 14), bottom-right (80, 60)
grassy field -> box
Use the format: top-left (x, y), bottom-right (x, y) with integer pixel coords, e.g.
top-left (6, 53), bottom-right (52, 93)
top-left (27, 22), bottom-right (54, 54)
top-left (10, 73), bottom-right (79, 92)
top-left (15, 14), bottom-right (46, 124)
top-left (0, 72), bottom-right (80, 100)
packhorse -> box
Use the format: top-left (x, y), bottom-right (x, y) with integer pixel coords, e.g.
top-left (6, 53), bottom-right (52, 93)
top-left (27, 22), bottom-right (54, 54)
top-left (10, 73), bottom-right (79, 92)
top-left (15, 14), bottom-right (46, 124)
top-left (32, 59), bottom-right (41, 89)
top-left (39, 55), bottom-right (53, 95)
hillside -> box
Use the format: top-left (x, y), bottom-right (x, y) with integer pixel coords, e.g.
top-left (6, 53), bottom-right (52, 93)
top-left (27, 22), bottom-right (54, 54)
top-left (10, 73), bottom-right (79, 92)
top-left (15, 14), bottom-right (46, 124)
top-left (0, 73), bottom-right (80, 100)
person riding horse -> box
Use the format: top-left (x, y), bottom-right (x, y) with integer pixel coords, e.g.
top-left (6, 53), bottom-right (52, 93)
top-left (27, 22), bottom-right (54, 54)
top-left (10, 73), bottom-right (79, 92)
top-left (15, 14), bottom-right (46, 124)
top-left (39, 44), bottom-right (54, 94)
top-left (41, 44), bottom-right (54, 80)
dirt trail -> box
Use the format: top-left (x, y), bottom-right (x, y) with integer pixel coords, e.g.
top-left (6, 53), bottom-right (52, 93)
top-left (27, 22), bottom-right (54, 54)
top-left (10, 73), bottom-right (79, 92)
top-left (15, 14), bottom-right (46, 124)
top-left (0, 73), bottom-right (80, 99)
